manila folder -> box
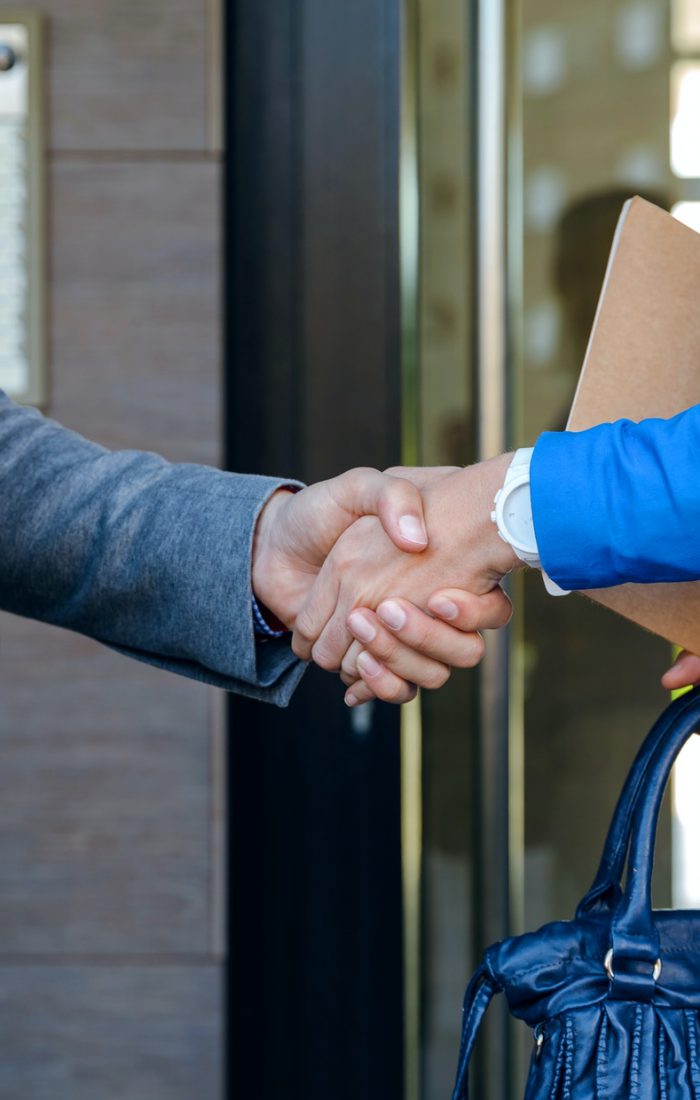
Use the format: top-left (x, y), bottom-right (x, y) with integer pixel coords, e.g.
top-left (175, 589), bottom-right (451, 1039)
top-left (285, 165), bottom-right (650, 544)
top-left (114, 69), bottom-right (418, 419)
top-left (567, 196), bottom-right (700, 653)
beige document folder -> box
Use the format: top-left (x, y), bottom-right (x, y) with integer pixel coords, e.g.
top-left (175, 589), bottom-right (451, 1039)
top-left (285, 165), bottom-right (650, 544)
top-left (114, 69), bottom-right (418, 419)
top-left (567, 196), bottom-right (700, 652)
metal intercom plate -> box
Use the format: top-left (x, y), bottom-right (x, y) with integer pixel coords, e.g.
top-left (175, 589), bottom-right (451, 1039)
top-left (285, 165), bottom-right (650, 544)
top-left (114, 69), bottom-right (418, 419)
top-left (0, 12), bottom-right (44, 406)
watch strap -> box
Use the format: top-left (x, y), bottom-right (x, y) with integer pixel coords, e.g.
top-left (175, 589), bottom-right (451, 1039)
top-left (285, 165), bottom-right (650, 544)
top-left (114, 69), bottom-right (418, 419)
top-left (494, 448), bottom-right (571, 597)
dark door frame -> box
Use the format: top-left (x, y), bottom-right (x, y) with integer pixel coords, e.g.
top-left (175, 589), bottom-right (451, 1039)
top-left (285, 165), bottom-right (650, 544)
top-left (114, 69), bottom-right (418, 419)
top-left (223, 3), bottom-right (407, 1097)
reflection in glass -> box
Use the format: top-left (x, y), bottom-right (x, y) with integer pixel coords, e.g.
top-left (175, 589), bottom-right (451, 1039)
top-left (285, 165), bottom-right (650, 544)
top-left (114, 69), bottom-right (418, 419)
top-left (522, 26), bottom-right (567, 96)
top-left (671, 62), bottom-right (700, 178)
top-left (672, 199), bottom-right (700, 230)
top-left (614, 2), bottom-right (664, 70)
top-left (521, 0), bottom-right (674, 937)
top-left (413, 0), bottom-right (684, 1094)
top-left (673, 732), bottom-right (700, 907)
top-left (672, 0), bottom-right (700, 50)
top-left (414, 4), bottom-right (477, 1097)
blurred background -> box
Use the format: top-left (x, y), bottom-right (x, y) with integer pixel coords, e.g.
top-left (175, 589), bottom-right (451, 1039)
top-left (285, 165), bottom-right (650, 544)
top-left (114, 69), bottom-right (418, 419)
top-left (1, 0), bottom-right (699, 1098)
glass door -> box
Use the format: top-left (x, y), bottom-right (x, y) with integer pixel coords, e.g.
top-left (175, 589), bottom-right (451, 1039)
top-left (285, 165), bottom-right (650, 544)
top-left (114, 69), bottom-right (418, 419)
top-left (406, 1), bottom-right (692, 1096)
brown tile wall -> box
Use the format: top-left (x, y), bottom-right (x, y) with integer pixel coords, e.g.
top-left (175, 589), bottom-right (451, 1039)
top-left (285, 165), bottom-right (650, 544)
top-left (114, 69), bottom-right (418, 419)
top-left (0, 2), bottom-right (224, 1095)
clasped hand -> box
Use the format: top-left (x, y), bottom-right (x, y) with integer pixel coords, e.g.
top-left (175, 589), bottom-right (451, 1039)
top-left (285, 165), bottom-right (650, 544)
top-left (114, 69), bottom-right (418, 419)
top-left (252, 458), bottom-right (517, 705)
top-left (252, 459), bottom-right (700, 702)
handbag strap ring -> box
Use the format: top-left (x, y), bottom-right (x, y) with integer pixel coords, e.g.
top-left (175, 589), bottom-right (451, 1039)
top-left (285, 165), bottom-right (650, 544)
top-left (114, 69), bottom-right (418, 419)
top-left (604, 947), bottom-right (662, 982)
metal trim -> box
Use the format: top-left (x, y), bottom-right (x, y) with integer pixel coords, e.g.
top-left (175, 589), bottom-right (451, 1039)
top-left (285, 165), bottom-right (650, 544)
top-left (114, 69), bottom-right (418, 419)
top-left (400, 1), bottom-right (423, 1096)
top-left (471, 0), bottom-right (524, 1096)
top-left (0, 10), bottom-right (46, 408)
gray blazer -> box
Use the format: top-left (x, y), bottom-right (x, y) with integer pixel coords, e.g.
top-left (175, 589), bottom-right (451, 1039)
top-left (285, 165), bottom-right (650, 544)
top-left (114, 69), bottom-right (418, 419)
top-left (0, 391), bottom-right (305, 706)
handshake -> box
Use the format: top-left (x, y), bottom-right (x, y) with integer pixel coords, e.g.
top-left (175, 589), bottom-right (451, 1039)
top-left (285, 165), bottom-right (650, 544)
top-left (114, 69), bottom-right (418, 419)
top-left (252, 455), bottom-right (700, 703)
top-left (252, 455), bottom-right (522, 706)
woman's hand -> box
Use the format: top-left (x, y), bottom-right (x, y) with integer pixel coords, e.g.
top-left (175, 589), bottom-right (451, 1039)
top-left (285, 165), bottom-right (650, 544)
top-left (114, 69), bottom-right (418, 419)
top-left (340, 587), bottom-right (513, 706)
top-left (661, 650), bottom-right (700, 691)
top-left (291, 455), bottom-right (519, 672)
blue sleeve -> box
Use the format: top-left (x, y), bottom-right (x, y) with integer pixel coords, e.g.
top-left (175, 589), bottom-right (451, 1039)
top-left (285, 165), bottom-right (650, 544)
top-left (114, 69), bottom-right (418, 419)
top-left (0, 392), bottom-right (305, 705)
top-left (530, 403), bottom-right (700, 590)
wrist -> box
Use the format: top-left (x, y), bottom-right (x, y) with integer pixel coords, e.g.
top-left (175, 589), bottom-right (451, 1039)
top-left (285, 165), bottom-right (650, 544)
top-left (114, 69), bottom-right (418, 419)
top-left (423, 454), bottom-right (521, 590)
top-left (251, 488), bottom-right (296, 627)
top-left (489, 448), bottom-right (570, 596)
top-left (475, 452), bottom-right (522, 576)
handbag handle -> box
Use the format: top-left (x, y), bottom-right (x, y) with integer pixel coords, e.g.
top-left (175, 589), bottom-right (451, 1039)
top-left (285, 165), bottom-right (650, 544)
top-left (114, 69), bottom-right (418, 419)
top-left (450, 964), bottom-right (499, 1100)
top-left (576, 691), bottom-right (700, 917)
top-left (610, 687), bottom-right (700, 973)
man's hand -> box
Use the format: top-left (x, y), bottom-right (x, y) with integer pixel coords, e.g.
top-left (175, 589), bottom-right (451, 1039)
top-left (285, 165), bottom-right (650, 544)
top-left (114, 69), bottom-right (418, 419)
top-left (662, 650), bottom-right (700, 691)
top-left (340, 587), bottom-right (513, 706)
top-left (251, 467), bottom-right (430, 630)
top-left (291, 454), bottom-right (520, 671)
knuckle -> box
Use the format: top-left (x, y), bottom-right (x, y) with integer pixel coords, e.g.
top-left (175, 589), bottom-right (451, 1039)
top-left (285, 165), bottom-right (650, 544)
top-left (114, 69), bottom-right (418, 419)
top-left (352, 685), bottom-right (375, 705)
top-left (486, 587), bottom-right (512, 623)
top-left (498, 597), bottom-right (514, 626)
top-left (425, 664), bottom-right (450, 690)
top-left (293, 609), bottom-right (316, 643)
top-left (311, 642), bottom-right (339, 672)
top-left (419, 618), bottom-right (442, 651)
top-left (460, 634), bottom-right (485, 668)
top-left (342, 655), bottom-right (359, 679)
top-left (291, 634), bottom-right (310, 660)
top-left (367, 631), bottom-right (399, 664)
top-left (345, 465), bottom-right (378, 490)
top-left (383, 472), bottom-right (412, 496)
top-left (397, 682), bottom-right (419, 704)
top-left (452, 593), bottom-right (479, 631)
top-left (407, 616), bottom-right (444, 658)
top-left (342, 643), bottom-right (363, 678)
top-left (377, 678), bottom-right (409, 704)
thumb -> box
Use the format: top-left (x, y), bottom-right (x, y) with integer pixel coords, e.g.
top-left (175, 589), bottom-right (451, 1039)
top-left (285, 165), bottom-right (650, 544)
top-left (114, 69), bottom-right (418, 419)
top-left (661, 650), bottom-right (700, 691)
top-left (328, 467), bottom-right (428, 552)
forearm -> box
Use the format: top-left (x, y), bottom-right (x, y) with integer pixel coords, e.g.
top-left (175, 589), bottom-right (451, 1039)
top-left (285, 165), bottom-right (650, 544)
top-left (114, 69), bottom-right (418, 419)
top-left (531, 404), bottom-right (700, 590)
top-left (0, 393), bottom-right (304, 703)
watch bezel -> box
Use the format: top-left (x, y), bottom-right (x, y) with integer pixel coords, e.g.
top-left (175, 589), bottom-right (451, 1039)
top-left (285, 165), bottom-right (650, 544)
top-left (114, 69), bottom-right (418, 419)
top-left (494, 472), bottom-right (540, 560)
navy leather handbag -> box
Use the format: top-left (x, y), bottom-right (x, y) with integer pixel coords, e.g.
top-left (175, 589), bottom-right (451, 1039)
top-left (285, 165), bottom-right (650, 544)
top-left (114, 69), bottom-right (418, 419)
top-left (451, 686), bottom-right (700, 1098)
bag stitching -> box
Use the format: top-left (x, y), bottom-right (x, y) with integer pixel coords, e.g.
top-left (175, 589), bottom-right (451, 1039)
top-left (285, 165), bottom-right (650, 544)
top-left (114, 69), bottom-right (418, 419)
top-left (629, 1002), bottom-right (643, 1099)
top-left (504, 944), bottom-right (700, 985)
top-left (685, 1009), bottom-right (700, 1099)
top-left (548, 1020), bottom-right (566, 1100)
top-left (562, 1015), bottom-right (575, 1099)
top-left (595, 1007), bottom-right (608, 1100)
top-left (503, 954), bottom-right (608, 982)
top-left (659, 1015), bottom-right (668, 1100)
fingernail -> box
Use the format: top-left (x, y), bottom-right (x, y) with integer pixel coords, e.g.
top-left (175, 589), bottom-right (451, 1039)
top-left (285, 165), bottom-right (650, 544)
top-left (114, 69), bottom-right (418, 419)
top-left (345, 692), bottom-right (358, 707)
top-left (348, 611), bottom-right (377, 643)
top-left (429, 596), bottom-right (459, 621)
top-left (378, 600), bottom-right (407, 630)
top-left (398, 514), bottom-right (428, 546)
top-left (357, 651), bottom-right (383, 678)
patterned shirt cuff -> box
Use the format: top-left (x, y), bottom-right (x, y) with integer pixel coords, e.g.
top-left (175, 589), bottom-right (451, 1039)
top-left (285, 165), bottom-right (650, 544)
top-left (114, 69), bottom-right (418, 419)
top-left (252, 596), bottom-right (288, 639)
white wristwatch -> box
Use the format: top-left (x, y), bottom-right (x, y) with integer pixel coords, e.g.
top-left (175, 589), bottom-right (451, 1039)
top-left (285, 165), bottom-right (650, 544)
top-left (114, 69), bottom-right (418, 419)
top-left (491, 448), bottom-right (570, 597)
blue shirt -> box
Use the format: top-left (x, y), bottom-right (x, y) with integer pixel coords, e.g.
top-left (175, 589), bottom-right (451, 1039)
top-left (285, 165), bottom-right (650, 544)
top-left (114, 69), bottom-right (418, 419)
top-left (531, 403), bottom-right (700, 591)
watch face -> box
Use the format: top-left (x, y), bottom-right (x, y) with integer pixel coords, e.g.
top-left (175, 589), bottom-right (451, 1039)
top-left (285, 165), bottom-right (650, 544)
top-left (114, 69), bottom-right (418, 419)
top-left (502, 482), bottom-right (537, 553)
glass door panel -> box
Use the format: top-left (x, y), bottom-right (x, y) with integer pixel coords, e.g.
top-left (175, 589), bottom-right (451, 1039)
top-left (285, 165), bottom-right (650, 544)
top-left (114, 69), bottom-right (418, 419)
top-left (410, 1), bottom-right (689, 1097)
top-left (520, 0), bottom-right (673, 945)
top-left (411, 2), bottom-right (478, 1097)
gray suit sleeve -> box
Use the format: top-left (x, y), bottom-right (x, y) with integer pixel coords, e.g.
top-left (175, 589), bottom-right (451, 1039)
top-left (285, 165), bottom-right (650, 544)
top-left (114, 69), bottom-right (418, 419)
top-left (0, 392), bottom-right (306, 705)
